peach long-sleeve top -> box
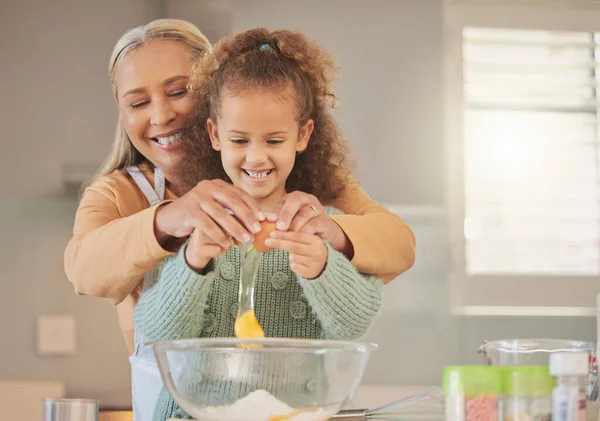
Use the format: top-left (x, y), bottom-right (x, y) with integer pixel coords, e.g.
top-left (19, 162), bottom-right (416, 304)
top-left (64, 164), bottom-right (415, 354)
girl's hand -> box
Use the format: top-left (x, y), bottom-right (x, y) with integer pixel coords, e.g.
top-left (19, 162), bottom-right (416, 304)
top-left (154, 179), bottom-right (264, 251)
top-left (265, 232), bottom-right (328, 279)
top-left (266, 192), bottom-right (354, 259)
top-left (185, 228), bottom-right (227, 273)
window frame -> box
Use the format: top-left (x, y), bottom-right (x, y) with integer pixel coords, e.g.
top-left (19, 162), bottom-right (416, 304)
top-left (445, 2), bottom-right (600, 314)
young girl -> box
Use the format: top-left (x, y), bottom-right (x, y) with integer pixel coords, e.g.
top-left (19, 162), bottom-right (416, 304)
top-left (65, 17), bottom-right (414, 421)
top-left (133, 27), bottom-right (385, 420)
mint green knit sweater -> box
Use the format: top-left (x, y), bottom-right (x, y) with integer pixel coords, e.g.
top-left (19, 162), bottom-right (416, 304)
top-left (133, 207), bottom-right (383, 421)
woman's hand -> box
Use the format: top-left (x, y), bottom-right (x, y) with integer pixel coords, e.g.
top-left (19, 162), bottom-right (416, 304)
top-left (265, 232), bottom-right (328, 279)
top-left (154, 179), bottom-right (264, 251)
top-left (266, 192), bottom-right (354, 259)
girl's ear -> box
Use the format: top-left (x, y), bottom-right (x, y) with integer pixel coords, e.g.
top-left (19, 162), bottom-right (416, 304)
top-left (297, 119), bottom-right (314, 153)
top-left (207, 118), bottom-right (221, 151)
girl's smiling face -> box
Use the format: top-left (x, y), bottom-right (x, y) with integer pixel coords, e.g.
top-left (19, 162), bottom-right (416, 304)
top-left (207, 86), bottom-right (314, 212)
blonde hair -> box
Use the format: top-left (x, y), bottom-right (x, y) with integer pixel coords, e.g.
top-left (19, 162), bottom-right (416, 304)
top-left (96, 19), bottom-right (212, 178)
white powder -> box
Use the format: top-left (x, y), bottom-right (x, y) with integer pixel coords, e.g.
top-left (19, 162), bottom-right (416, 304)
top-left (214, 389), bottom-right (292, 420)
top-left (181, 389), bottom-right (333, 421)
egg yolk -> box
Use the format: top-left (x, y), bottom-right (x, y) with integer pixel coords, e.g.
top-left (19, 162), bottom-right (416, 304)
top-left (234, 309), bottom-right (265, 339)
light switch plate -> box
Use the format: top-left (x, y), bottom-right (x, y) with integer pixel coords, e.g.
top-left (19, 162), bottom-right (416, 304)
top-left (37, 315), bottom-right (76, 356)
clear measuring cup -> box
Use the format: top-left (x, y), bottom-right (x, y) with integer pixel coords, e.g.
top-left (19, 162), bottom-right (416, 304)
top-left (479, 339), bottom-right (598, 401)
top-left (42, 398), bottom-right (99, 421)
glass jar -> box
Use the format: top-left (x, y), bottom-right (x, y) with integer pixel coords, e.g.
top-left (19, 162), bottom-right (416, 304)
top-left (502, 366), bottom-right (554, 421)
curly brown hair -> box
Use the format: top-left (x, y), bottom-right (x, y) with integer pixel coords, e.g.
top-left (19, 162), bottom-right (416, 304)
top-left (177, 27), bottom-right (354, 204)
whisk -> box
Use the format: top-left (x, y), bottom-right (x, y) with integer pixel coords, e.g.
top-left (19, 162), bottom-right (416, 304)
top-left (330, 387), bottom-right (445, 421)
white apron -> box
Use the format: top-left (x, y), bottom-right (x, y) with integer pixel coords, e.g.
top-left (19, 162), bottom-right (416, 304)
top-left (126, 165), bottom-right (166, 421)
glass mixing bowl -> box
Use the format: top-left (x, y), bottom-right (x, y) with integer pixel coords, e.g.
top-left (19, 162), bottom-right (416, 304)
top-left (153, 338), bottom-right (377, 421)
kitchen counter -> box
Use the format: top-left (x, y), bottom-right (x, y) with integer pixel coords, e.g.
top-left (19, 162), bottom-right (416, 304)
top-left (99, 411), bottom-right (133, 421)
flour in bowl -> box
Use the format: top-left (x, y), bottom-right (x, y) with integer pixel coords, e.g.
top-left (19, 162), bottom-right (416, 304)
top-left (187, 389), bottom-right (332, 421)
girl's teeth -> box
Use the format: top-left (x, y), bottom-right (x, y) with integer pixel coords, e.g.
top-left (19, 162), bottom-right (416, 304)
top-left (246, 170), bottom-right (271, 179)
top-left (156, 132), bottom-right (183, 145)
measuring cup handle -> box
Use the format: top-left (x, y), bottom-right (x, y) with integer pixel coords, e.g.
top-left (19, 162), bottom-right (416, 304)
top-left (478, 340), bottom-right (491, 364)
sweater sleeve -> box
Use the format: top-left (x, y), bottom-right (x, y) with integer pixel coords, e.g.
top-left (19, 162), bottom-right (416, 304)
top-left (298, 242), bottom-right (383, 340)
top-left (133, 243), bottom-right (215, 341)
top-left (64, 175), bottom-right (174, 304)
top-left (328, 177), bottom-right (415, 283)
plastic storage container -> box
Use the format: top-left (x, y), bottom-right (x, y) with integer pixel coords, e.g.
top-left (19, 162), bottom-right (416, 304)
top-left (550, 352), bottom-right (589, 421)
top-left (443, 366), bottom-right (502, 421)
